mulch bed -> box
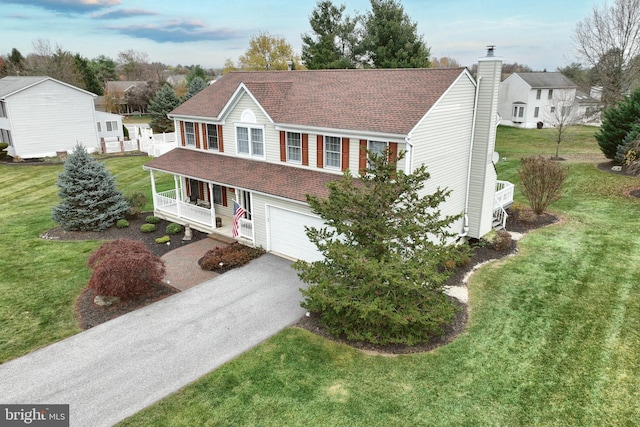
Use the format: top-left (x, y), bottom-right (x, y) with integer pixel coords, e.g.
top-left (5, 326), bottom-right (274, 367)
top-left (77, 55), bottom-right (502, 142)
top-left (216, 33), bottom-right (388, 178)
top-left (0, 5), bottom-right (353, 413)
top-left (42, 215), bottom-right (209, 258)
top-left (42, 215), bottom-right (210, 330)
top-left (48, 209), bottom-right (559, 352)
top-left (294, 209), bottom-right (559, 355)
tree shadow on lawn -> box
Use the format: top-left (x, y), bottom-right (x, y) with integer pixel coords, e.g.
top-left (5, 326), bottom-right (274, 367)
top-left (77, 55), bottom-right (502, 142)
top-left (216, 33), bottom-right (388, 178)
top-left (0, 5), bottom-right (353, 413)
top-left (294, 209), bottom-right (559, 356)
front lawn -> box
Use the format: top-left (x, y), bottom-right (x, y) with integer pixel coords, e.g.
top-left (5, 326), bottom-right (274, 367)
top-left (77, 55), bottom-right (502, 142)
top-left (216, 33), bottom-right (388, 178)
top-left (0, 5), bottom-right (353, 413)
top-left (118, 128), bottom-right (640, 426)
top-left (0, 156), bottom-right (161, 363)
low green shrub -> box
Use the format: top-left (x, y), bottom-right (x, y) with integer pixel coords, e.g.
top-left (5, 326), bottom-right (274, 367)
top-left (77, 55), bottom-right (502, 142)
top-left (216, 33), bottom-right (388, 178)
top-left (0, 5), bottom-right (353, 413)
top-left (166, 223), bottom-right (182, 235)
top-left (155, 235), bottom-right (171, 244)
top-left (0, 142), bottom-right (8, 159)
top-left (125, 191), bottom-right (147, 217)
top-left (198, 243), bottom-right (265, 273)
top-left (145, 215), bottom-right (160, 224)
top-left (140, 223), bottom-right (156, 233)
top-left (116, 219), bottom-right (129, 229)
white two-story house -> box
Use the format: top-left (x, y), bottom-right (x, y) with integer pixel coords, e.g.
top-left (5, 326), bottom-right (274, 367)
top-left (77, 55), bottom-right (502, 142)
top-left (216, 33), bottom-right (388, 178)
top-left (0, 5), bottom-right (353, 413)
top-left (498, 72), bottom-right (578, 128)
top-left (0, 76), bottom-right (101, 159)
top-left (144, 48), bottom-right (513, 262)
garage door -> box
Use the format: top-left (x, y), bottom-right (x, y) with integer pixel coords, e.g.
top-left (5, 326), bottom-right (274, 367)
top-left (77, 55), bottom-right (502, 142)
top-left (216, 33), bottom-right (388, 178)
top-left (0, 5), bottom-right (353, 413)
top-left (268, 206), bottom-right (325, 262)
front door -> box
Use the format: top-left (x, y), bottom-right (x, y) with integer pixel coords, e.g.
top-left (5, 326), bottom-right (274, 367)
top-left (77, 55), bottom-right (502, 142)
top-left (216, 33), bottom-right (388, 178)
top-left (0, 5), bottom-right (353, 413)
top-left (189, 179), bottom-right (199, 202)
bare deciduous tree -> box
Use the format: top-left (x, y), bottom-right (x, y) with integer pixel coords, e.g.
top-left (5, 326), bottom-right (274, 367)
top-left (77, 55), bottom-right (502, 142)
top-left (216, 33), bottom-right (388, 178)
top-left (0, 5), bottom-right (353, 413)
top-left (573, 0), bottom-right (640, 106)
top-left (544, 89), bottom-right (580, 159)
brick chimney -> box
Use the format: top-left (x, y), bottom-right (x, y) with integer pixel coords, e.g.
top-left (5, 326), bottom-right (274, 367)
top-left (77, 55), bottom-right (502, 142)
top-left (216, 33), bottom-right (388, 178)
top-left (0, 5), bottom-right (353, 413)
top-left (466, 46), bottom-right (502, 238)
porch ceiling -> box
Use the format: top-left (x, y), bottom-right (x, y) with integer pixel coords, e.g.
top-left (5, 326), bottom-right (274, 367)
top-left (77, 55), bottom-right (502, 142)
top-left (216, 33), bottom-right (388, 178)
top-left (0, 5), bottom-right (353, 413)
top-left (144, 148), bottom-right (342, 202)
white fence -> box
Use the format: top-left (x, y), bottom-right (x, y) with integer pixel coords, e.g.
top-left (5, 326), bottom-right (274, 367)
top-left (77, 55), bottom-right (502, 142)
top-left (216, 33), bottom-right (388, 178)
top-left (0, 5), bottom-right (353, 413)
top-left (128, 126), bottom-right (178, 157)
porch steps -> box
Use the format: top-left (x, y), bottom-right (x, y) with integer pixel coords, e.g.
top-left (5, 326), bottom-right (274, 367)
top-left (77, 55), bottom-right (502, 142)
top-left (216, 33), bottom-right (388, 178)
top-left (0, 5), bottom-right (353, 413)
top-left (206, 233), bottom-right (237, 245)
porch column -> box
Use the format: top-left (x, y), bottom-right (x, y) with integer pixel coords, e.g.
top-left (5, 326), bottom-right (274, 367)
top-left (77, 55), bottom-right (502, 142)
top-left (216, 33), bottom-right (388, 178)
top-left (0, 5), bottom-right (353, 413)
top-left (149, 170), bottom-right (157, 211)
top-left (208, 182), bottom-right (217, 229)
top-left (174, 175), bottom-right (181, 217)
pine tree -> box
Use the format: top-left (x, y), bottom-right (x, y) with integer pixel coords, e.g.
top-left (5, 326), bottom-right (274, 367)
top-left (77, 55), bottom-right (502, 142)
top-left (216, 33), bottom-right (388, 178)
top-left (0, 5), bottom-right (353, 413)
top-left (183, 76), bottom-right (207, 102)
top-left (595, 86), bottom-right (640, 160)
top-left (294, 150), bottom-right (467, 346)
top-left (52, 144), bottom-right (130, 231)
top-left (361, 0), bottom-right (430, 68)
top-left (148, 84), bottom-right (180, 133)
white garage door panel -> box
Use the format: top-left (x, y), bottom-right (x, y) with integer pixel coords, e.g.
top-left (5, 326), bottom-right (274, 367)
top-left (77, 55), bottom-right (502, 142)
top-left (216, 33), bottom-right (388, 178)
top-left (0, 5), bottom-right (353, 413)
top-left (268, 206), bottom-right (324, 262)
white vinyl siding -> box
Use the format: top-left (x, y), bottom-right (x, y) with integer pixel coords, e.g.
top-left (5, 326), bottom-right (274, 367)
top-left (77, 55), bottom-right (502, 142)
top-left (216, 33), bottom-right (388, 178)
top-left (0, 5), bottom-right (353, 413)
top-left (409, 74), bottom-right (475, 236)
top-left (4, 79), bottom-right (99, 158)
top-left (224, 92), bottom-right (277, 160)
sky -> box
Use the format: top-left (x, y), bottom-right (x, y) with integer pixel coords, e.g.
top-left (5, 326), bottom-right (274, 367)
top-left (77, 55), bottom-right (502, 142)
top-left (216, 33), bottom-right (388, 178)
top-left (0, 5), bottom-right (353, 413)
top-left (0, 0), bottom-right (605, 71)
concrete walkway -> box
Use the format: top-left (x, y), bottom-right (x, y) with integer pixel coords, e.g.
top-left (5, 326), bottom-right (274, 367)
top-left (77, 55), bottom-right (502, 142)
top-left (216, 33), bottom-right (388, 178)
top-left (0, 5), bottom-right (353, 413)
top-left (0, 254), bottom-right (307, 427)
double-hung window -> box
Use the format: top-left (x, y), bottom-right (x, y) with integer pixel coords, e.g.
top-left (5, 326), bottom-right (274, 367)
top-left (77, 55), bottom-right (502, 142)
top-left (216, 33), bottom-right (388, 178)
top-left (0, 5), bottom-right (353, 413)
top-left (207, 124), bottom-right (218, 150)
top-left (185, 122), bottom-right (195, 146)
top-left (325, 136), bottom-right (341, 168)
top-left (236, 125), bottom-right (264, 157)
top-left (106, 120), bottom-right (117, 132)
top-left (548, 89), bottom-right (554, 100)
top-left (96, 122), bottom-right (102, 132)
top-left (536, 89), bottom-right (541, 100)
top-left (368, 140), bottom-right (387, 157)
top-left (287, 132), bottom-right (301, 162)
top-left (534, 107), bottom-right (540, 118)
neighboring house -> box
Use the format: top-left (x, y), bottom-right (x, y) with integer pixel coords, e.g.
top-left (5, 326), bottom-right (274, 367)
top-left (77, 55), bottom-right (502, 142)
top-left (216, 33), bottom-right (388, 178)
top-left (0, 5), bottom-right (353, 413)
top-left (0, 76), bottom-right (100, 159)
top-left (498, 72), bottom-right (578, 128)
top-left (103, 80), bottom-right (148, 114)
top-left (143, 49), bottom-right (514, 262)
top-left (165, 74), bottom-right (187, 87)
top-left (95, 110), bottom-right (124, 141)
top-left (574, 88), bottom-right (603, 126)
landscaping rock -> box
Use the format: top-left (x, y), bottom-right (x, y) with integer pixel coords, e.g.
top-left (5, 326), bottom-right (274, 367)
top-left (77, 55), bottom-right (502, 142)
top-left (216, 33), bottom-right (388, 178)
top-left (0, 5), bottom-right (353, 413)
top-left (94, 295), bottom-right (120, 307)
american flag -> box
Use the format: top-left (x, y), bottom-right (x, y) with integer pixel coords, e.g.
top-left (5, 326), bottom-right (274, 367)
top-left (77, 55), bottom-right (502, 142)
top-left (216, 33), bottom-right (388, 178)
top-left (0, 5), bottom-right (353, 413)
top-left (232, 201), bottom-right (246, 238)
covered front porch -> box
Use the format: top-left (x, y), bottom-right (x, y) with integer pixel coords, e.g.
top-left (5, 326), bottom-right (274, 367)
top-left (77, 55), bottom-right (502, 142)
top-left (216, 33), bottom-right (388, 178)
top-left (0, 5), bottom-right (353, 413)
top-left (147, 169), bottom-right (254, 243)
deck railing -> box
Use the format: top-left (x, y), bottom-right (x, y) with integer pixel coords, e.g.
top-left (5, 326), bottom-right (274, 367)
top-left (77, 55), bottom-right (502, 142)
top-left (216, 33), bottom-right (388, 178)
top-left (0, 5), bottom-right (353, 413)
top-left (493, 180), bottom-right (514, 230)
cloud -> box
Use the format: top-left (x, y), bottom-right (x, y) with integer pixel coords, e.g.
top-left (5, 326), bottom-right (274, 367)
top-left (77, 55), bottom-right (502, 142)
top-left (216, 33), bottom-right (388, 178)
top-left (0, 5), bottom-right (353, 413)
top-left (105, 20), bottom-right (243, 43)
top-left (91, 8), bottom-right (158, 20)
top-left (0, 0), bottom-right (120, 14)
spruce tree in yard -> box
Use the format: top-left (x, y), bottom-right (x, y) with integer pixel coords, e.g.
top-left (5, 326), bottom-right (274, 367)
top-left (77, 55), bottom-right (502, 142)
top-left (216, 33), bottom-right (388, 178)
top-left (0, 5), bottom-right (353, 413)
top-left (148, 84), bottom-right (180, 133)
top-left (294, 150), bottom-right (467, 346)
top-left (596, 86), bottom-right (640, 160)
top-left (52, 144), bottom-right (129, 231)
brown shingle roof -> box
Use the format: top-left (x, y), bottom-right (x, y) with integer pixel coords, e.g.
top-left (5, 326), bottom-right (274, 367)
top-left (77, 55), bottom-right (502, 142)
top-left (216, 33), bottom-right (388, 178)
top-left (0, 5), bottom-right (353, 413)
top-left (144, 148), bottom-right (342, 202)
top-left (170, 68), bottom-right (466, 135)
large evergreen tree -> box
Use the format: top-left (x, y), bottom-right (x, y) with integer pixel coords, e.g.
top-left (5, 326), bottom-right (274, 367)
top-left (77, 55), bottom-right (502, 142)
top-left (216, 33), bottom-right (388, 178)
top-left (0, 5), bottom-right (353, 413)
top-left (596, 86), bottom-right (640, 159)
top-left (301, 1), bottom-right (361, 69)
top-left (183, 76), bottom-right (207, 102)
top-left (294, 150), bottom-right (467, 346)
top-left (361, 0), bottom-right (430, 68)
top-left (148, 84), bottom-right (180, 133)
top-left (52, 145), bottom-right (129, 231)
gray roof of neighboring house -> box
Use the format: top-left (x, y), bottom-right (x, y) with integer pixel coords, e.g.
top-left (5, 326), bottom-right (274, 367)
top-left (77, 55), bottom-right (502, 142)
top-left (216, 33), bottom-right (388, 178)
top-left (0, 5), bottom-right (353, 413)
top-left (105, 81), bottom-right (147, 92)
top-left (515, 72), bottom-right (577, 89)
top-left (170, 67), bottom-right (467, 136)
top-left (0, 76), bottom-right (96, 98)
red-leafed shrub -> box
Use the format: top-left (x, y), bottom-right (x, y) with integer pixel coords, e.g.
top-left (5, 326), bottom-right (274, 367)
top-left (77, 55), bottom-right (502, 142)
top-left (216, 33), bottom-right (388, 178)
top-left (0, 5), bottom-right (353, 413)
top-left (88, 239), bottom-right (166, 299)
top-left (198, 243), bottom-right (265, 272)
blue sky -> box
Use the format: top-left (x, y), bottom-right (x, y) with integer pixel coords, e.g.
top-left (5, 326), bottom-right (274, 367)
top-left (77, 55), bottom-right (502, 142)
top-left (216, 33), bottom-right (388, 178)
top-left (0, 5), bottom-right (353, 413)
top-left (0, 0), bottom-right (603, 70)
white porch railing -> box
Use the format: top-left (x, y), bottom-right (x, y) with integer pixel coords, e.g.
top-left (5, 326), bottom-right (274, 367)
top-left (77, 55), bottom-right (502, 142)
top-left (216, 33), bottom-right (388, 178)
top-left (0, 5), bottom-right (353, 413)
top-left (155, 189), bottom-right (214, 228)
top-left (238, 218), bottom-right (254, 241)
top-left (494, 180), bottom-right (514, 210)
top-left (493, 180), bottom-right (514, 230)
top-left (154, 189), bottom-right (254, 241)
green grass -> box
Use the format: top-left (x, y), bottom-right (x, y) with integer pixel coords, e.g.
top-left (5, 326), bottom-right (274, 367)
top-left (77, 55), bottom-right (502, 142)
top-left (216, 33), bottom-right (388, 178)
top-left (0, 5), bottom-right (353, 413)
top-left (118, 127), bottom-right (640, 426)
top-left (496, 124), bottom-right (601, 159)
top-left (0, 156), bottom-right (161, 362)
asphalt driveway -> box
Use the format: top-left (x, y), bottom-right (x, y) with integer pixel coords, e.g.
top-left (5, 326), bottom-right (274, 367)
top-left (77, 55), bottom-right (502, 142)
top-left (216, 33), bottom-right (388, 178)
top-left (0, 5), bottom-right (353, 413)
top-left (0, 254), bottom-right (307, 427)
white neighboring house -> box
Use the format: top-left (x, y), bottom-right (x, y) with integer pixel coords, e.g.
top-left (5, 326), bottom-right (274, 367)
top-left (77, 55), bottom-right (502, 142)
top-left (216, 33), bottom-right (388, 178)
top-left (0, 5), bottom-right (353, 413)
top-left (143, 48), bottom-right (514, 262)
top-left (498, 72), bottom-right (578, 128)
top-left (0, 76), bottom-right (100, 159)
top-left (95, 110), bottom-right (124, 141)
